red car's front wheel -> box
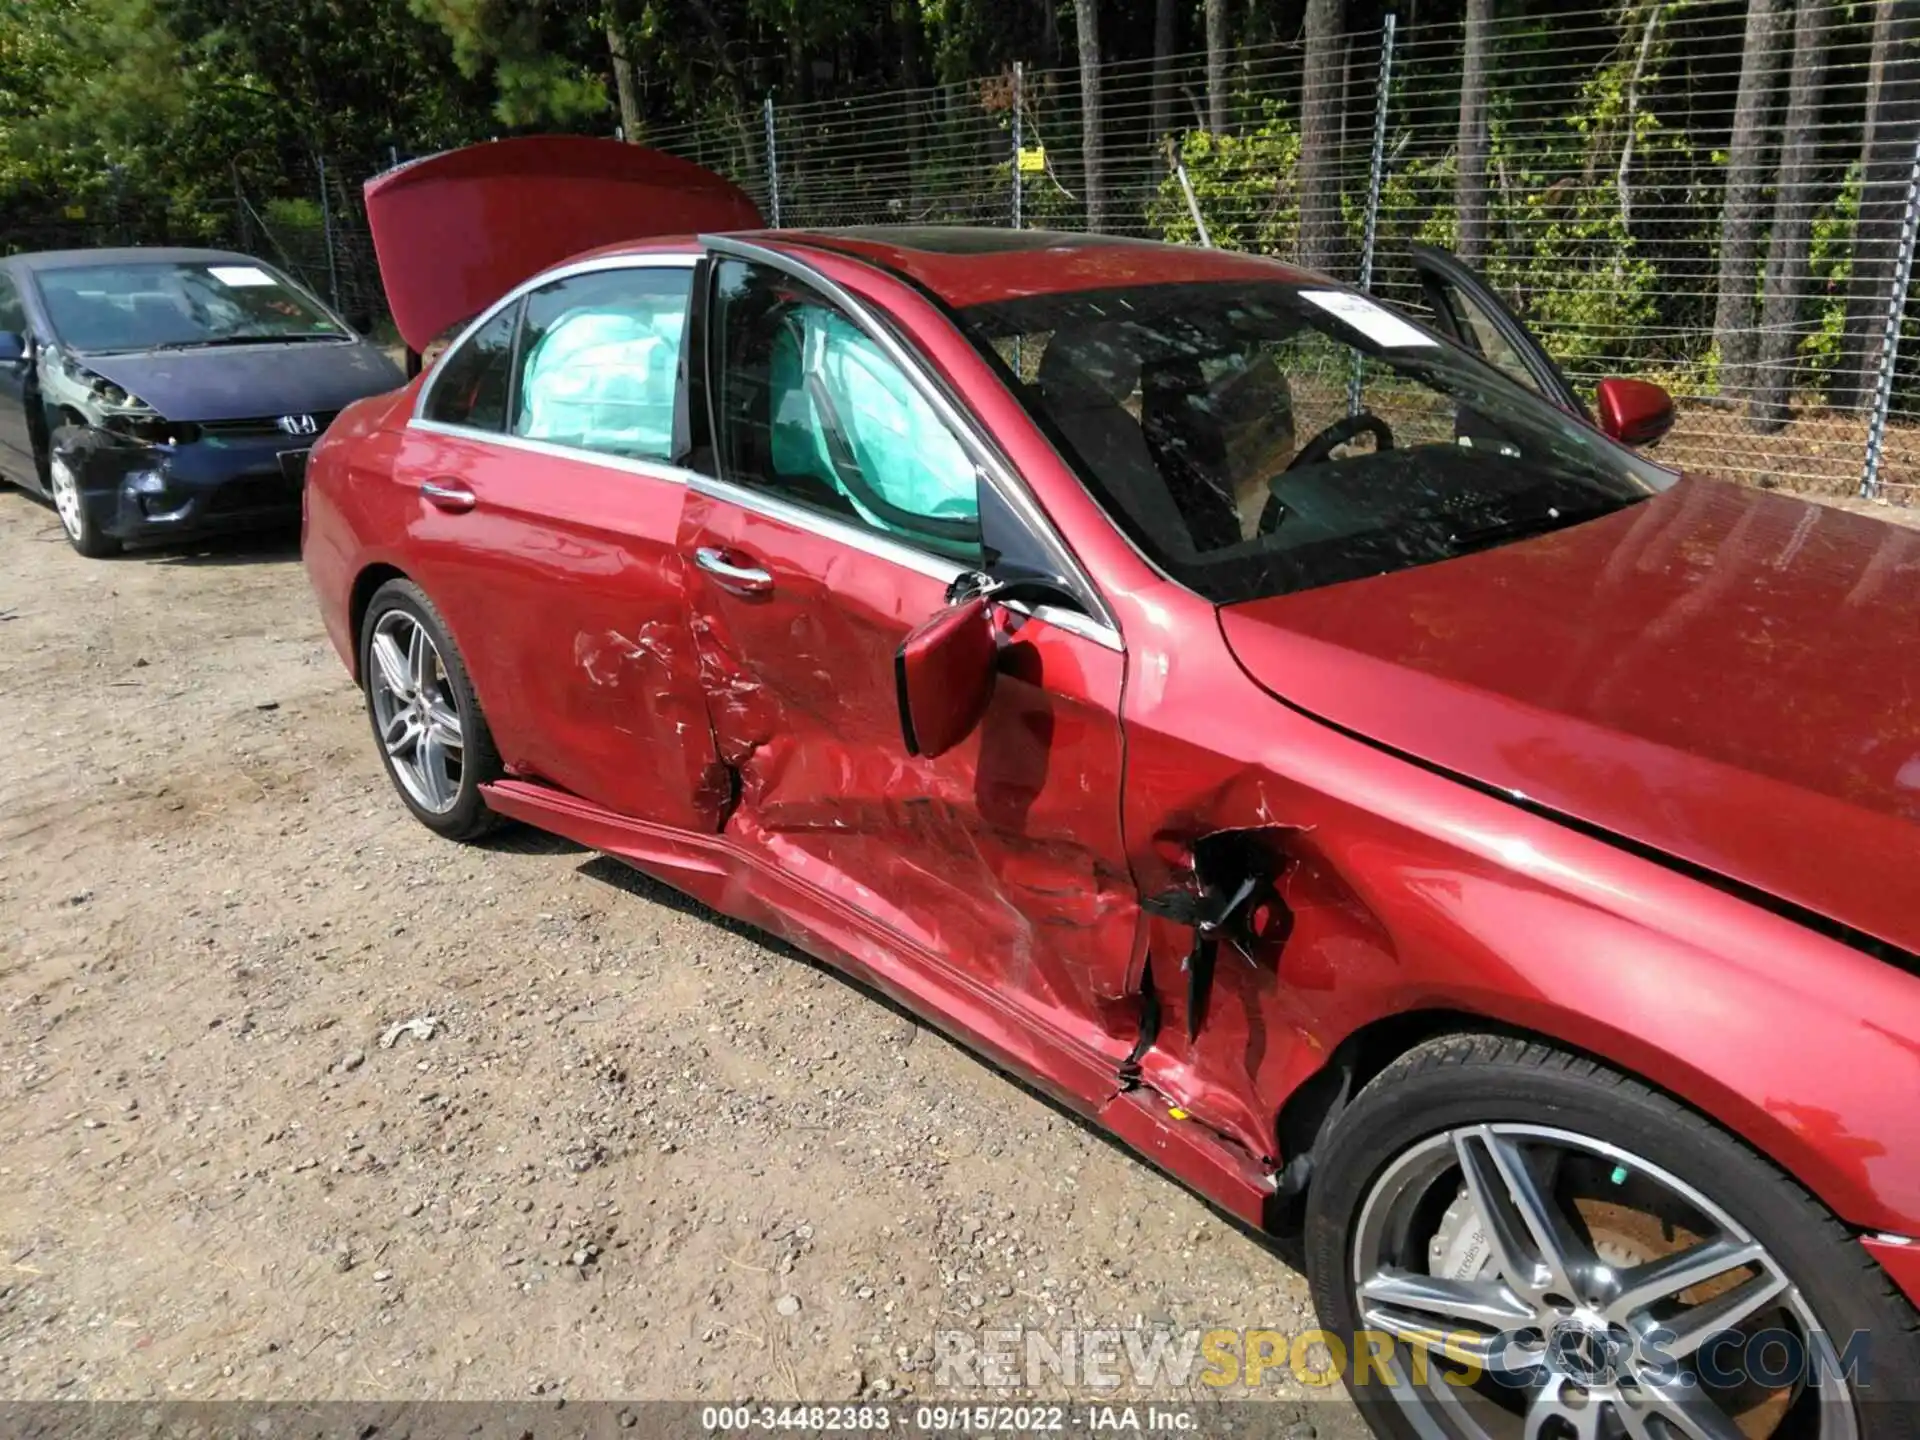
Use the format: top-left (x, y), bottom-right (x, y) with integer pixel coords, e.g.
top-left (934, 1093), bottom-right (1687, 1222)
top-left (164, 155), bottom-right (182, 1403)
top-left (1306, 1034), bottom-right (1920, 1440)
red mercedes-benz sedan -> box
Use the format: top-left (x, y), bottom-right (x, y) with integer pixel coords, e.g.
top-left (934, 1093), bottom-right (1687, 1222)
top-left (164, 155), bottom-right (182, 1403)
top-left (306, 138), bottom-right (1920, 1432)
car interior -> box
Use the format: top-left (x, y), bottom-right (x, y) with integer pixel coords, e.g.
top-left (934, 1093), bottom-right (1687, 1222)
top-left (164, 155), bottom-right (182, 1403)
top-left (715, 266), bottom-right (986, 564)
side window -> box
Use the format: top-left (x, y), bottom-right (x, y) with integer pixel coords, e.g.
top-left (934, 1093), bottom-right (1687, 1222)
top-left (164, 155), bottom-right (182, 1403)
top-left (514, 266), bottom-right (692, 461)
top-left (422, 301), bottom-right (518, 431)
top-left (0, 273), bottom-right (25, 336)
top-left (1446, 286), bottom-right (1546, 397)
top-left (711, 259), bottom-right (982, 561)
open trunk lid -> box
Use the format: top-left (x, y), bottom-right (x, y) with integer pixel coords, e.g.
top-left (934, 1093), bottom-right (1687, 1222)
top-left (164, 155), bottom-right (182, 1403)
top-left (364, 136), bottom-right (762, 354)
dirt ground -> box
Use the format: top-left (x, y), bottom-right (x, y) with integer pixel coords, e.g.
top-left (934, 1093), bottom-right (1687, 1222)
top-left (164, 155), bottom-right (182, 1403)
top-left (0, 486), bottom-right (1366, 1424)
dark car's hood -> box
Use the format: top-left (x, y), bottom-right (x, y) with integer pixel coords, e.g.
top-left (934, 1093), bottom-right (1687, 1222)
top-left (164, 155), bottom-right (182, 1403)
top-left (80, 340), bottom-right (404, 424)
top-left (1221, 475), bottom-right (1920, 958)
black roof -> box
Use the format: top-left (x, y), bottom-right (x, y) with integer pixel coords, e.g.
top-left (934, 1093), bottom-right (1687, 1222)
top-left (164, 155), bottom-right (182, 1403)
top-left (2, 246), bottom-right (266, 273)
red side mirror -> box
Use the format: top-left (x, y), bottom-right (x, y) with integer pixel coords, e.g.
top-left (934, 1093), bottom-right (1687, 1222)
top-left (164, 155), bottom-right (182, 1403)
top-left (894, 594), bottom-right (998, 759)
top-left (1595, 377), bottom-right (1675, 446)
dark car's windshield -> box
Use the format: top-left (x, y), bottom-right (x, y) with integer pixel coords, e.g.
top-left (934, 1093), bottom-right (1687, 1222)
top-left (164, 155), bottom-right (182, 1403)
top-left (956, 281), bottom-right (1675, 603)
top-left (35, 261), bottom-right (347, 354)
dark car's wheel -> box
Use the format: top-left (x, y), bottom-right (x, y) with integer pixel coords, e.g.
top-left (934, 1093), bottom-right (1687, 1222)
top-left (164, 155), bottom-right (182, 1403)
top-left (48, 452), bottom-right (121, 557)
top-left (359, 579), bottom-right (504, 841)
top-left (1306, 1033), bottom-right (1920, 1440)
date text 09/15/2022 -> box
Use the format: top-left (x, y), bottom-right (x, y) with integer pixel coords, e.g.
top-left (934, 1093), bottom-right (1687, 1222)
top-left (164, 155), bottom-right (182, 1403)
top-left (700, 1405), bottom-right (1203, 1433)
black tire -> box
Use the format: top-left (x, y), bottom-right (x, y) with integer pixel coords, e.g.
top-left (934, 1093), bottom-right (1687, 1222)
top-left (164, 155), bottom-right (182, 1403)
top-left (1305, 1032), bottom-right (1920, 1437)
top-left (358, 578), bottom-right (505, 841)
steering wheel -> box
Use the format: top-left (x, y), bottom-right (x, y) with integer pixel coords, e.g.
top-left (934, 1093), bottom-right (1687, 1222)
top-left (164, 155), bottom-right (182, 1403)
top-left (1258, 410), bottom-right (1397, 535)
top-left (1286, 410), bottom-right (1396, 471)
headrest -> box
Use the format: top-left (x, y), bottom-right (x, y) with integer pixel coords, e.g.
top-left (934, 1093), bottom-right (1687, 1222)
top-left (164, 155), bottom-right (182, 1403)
top-left (1036, 324), bottom-right (1140, 407)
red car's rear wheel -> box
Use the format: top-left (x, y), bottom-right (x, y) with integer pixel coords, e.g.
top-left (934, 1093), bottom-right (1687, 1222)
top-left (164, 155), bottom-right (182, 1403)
top-left (360, 578), bottom-right (504, 841)
top-left (1306, 1034), bottom-right (1920, 1440)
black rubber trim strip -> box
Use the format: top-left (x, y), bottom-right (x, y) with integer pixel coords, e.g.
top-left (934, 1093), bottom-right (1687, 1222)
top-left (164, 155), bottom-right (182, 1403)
top-left (893, 643), bottom-right (923, 757)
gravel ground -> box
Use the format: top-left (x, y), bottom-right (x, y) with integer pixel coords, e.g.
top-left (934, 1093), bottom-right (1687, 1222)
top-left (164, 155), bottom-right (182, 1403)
top-left (0, 484), bottom-right (1370, 1427)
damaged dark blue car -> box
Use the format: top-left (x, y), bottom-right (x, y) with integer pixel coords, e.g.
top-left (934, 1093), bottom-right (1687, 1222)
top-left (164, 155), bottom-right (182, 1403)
top-left (0, 246), bottom-right (402, 555)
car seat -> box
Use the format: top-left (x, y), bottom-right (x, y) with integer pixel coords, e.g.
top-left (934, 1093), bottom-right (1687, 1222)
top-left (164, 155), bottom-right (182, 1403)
top-left (1139, 357), bottom-right (1245, 552)
top-left (1033, 326), bottom-right (1206, 556)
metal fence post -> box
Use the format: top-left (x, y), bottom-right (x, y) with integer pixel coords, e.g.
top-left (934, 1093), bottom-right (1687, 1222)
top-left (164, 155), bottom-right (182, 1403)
top-left (1011, 62), bottom-right (1024, 230)
top-left (317, 153), bottom-right (341, 310)
top-left (1861, 129), bottom-right (1920, 500)
top-left (1175, 158), bottom-right (1213, 246)
top-left (1350, 13), bottom-right (1397, 414)
top-left (764, 96), bottom-right (782, 228)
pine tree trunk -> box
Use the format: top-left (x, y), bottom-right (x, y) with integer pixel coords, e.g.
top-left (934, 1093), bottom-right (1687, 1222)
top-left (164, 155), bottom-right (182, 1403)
top-left (1711, 0), bottom-right (1787, 400)
top-left (1298, 0), bottom-right (1347, 274)
top-left (1835, 0), bottom-right (1920, 410)
top-left (1206, 0), bottom-right (1228, 132)
top-left (1456, 0), bottom-right (1493, 264)
top-left (1153, 0), bottom-right (1176, 145)
top-left (607, 19), bottom-right (643, 142)
top-left (1075, 0), bottom-right (1106, 231)
top-left (895, 0), bottom-right (924, 211)
top-left (1751, 0), bottom-right (1830, 429)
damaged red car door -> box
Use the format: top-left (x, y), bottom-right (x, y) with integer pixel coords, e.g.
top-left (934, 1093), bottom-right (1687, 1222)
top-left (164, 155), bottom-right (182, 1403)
top-left (678, 247), bottom-right (1145, 1094)
top-left (357, 139), bottom-right (765, 829)
top-left (393, 256), bottom-right (727, 829)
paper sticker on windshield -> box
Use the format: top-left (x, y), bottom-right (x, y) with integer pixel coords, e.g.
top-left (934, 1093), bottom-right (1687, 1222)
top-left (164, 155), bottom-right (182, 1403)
top-left (1300, 290), bottom-right (1435, 348)
top-left (209, 265), bottom-right (276, 288)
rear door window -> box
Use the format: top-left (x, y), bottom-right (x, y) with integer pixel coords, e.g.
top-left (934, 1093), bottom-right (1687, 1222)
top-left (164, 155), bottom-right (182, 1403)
top-left (422, 302), bottom-right (519, 432)
top-left (512, 265), bottom-right (693, 462)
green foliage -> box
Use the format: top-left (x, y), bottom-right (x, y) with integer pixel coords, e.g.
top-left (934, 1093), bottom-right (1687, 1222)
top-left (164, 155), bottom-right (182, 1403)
top-left (1147, 107), bottom-right (1301, 254)
top-left (1442, 1), bottom-right (1676, 381)
top-left (1802, 163), bottom-right (1862, 405)
top-left (408, 0), bottom-right (606, 127)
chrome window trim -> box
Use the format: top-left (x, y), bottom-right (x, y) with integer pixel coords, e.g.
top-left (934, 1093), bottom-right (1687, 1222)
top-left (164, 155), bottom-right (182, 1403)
top-left (689, 472), bottom-right (961, 586)
top-left (1008, 601), bottom-right (1123, 650)
top-left (413, 251), bottom-right (701, 425)
top-left (697, 233), bottom-right (1122, 645)
top-left (407, 418), bottom-right (706, 488)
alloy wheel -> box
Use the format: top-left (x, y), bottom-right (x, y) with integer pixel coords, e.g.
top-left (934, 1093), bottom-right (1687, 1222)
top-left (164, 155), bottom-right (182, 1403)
top-left (49, 455), bottom-right (84, 541)
top-left (367, 609), bottom-right (466, 814)
top-left (1351, 1123), bottom-right (1856, 1440)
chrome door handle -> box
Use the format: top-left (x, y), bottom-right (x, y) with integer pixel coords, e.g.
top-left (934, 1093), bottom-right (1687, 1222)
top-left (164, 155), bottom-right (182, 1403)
top-left (420, 478), bottom-right (476, 513)
top-left (694, 546), bottom-right (773, 595)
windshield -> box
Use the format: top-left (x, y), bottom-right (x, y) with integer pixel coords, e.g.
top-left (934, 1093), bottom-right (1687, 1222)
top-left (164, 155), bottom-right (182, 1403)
top-left (955, 281), bottom-right (1675, 604)
top-left (35, 261), bottom-right (346, 354)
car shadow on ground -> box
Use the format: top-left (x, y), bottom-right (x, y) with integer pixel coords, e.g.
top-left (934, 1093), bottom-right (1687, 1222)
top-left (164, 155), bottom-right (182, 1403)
top-left (573, 845), bottom-right (1313, 1275)
top-left (0, 490), bottom-right (305, 566)
top-left (129, 526), bottom-right (302, 567)
top-left (477, 825), bottom-right (590, 858)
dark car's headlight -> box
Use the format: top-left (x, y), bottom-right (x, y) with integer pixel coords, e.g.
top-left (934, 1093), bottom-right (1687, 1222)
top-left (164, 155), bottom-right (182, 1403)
top-left (48, 350), bottom-right (198, 445)
top-left (86, 375), bottom-right (156, 418)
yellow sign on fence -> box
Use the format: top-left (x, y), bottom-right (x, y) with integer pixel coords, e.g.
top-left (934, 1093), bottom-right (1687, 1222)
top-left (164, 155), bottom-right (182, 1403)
top-left (1017, 146), bottom-right (1047, 174)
